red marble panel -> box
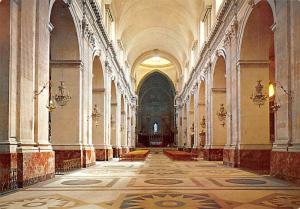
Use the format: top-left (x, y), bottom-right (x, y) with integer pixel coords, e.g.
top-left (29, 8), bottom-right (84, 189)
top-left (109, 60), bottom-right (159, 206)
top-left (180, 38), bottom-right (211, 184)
top-left (95, 149), bottom-right (108, 161)
top-left (203, 148), bottom-right (223, 161)
top-left (239, 149), bottom-right (271, 174)
top-left (83, 149), bottom-right (96, 167)
top-left (223, 148), bottom-right (238, 167)
top-left (54, 150), bottom-right (82, 171)
top-left (271, 151), bottom-right (300, 184)
top-left (0, 153), bottom-right (17, 191)
top-left (17, 151), bottom-right (55, 187)
top-left (0, 153), bottom-right (17, 169)
top-left (122, 147), bottom-right (129, 154)
top-left (113, 148), bottom-right (122, 158)
top-left (107, 148), bottom-right (113, 160)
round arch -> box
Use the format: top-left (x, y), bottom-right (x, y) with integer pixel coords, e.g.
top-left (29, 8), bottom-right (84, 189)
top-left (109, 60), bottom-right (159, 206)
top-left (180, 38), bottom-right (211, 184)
top-left (49, 0), bottom-right (83, 61)
top-left (132, 50), bottom-right (182, 76)
top-left (92, 56), bottom-right (105, 160)
top-left (49, 0), bottom-right (83, 168)
top-left (237, 0), bottom-right (275, 60)
top-left (235, 0), bottom-right (275, 172)
top-left (137, 72), bottom-right (176, 147)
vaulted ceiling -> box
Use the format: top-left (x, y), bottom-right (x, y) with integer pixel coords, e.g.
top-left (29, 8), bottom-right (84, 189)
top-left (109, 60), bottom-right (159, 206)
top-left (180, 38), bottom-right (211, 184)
top-left (111, 0), bottom-right (204, 71)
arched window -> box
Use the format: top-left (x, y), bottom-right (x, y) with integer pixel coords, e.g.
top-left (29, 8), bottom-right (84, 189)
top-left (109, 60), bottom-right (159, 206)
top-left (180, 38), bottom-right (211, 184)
top-left (153, 122), bottom-right (158, 134)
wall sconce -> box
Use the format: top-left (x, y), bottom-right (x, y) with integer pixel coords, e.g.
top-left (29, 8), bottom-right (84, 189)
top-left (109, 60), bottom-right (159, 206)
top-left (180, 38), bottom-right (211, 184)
top-left (34, 81), bottom-right (50, 99)
top-left (90, 104), bottom-right (102, 126)
top-left (268, 81), bottom-right (293, 113)
top-left (55, 81), bottom-right (71, 106)
top-left (250, 80), bottom-right (268, 107)
top-left (217, 104), bottom-right (227, 127)
top-left (200, 116), bottom-right (206, 129)
top-left (47, 98), bottom-right (56, 112)
top-left (199, 116), bottom-right (206, 135)
top-left (190, 123), bottom-right (194, 133)
top-left (269, 82), bottom-right (280, 112)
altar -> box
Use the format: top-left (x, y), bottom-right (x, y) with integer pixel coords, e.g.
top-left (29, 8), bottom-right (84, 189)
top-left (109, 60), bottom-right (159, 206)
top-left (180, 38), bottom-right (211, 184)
top-left (137, 133), bottom-right (174, 147)
top-left (149, 134), bottom-right (163, 146)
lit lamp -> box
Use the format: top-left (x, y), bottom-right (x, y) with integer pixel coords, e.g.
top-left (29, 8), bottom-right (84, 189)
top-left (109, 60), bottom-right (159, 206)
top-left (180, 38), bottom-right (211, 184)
top-left (217, 104), bottom-right (227, 127)
top-left (250, 80), bottom-right (268, 107)
top-left (47, 98), bottom-right (56, 112)
top-left (269, 82), bottom-right (281, 112)
top-left (269, 83), bottom-right (275, 98)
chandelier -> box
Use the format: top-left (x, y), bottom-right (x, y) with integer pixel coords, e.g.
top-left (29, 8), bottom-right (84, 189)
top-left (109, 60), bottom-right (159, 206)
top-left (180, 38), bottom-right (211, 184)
top-left (55, 81), bottom-right (71, 107)
top-left (217, 104), bottom-right (227, 127)
top-left (250, 80), bottom-right (268, 107)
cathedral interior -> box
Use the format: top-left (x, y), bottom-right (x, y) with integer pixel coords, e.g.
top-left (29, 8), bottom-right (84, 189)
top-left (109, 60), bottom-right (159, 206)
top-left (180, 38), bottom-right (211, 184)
top-left (0, 0), bottom-right (300, 208)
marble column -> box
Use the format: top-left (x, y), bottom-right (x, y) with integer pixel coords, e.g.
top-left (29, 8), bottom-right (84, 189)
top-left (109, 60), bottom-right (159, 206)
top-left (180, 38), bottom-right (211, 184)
top-left (0, 0), bottom-right (18, 191)
top-left (270, 0), bottom-right (300, 184)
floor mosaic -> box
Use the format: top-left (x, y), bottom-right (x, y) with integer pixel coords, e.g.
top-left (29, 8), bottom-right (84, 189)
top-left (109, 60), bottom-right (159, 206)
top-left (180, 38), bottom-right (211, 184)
top-left (0, 152), bottom-right (300, 208)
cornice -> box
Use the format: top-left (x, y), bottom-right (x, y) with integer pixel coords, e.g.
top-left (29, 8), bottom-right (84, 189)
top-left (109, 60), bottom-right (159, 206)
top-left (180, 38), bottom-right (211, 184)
top-left (177, 0), bottom-right (236, 104)
top-left (87, 0), bottom-right (136, 104)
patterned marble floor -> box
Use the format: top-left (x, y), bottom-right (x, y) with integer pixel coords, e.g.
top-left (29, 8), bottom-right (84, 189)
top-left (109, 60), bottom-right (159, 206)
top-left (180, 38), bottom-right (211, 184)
top-left (1, 151), bottom-right (300, 209)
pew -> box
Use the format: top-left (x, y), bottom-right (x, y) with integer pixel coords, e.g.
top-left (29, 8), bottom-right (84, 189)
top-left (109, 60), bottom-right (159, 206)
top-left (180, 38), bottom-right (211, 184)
top-left (163, 149), bottom-right (198, 161)
top-left (120, 149), bottom-right (150, 161)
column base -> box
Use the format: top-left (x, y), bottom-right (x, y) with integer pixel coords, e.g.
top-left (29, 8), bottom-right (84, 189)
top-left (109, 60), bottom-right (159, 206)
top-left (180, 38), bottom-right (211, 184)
top-left (203, 148), bottom-right (223, 161)
top-left (95, 148), bottom-right (113, 161)
top-left (122, 147), bottom-right (129, 154)
top-left (129, 147), bottom-right (135, 152)
top-left (191, 148), bottom-right (203, 158)
top-left (83, 147), bottom-right (96, 168)
top-left (112, 147), bottom-right (122, 158)
top-left (223, 147), bottom-right (239, 167)
top-left (271, 151), bottom-right (300, 184)
top-left (54, 150), bottom-right (82, 173)
top-left (17, 151), bottom-right (55, 188)
top-left (0, 153), bottom-right (17, 192)
top-left (223, 147), bottom-right (271, 174)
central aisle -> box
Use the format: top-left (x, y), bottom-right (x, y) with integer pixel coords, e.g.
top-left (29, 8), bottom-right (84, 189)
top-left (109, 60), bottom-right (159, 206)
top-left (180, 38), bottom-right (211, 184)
top-left (0, 152), bottom-right (300, 208)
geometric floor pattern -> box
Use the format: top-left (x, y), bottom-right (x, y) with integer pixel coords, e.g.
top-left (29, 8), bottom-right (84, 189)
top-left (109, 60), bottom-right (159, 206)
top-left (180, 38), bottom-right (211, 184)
top-left (0, 150), bottom-right (300, 208)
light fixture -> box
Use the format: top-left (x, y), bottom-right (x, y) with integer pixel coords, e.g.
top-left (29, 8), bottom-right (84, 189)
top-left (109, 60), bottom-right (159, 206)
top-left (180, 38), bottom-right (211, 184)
top-left (199, 116), bottom-right (206, 135)
top-left (217, 104), bottom-right (227, 127)
top-left (34, 81), bottom-right (50, 99)
top-left (268, 81), bottom-right (293, 113)
top-left (91, 104), bottom-right (102, 126)
top-left (47, 97), bottom-right (56, 112)
top-left (250, 80), bottom-right (268, 107)
top-left (269, 82), bottom-right (280, 113)
top-left (55, 81), bottom-right (71, 106)
top-left (190, 123), bottom-right (194, 133)
top-left (200, 116), bottom-right (206, 129)
top-left (269, 82), bottom-right (275, 98)
top-left (270, 102), bottom-right (281, 113)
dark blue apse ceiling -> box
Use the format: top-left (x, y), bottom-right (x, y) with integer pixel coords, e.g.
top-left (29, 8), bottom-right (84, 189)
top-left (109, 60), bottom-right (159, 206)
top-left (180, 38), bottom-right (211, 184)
top-left (137, 72), bottom-right (175, 140)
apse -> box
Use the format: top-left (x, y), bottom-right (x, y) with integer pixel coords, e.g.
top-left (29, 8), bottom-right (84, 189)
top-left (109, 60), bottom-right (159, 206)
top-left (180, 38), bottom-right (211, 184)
top-left (137, 72), bottom-right (175, 147)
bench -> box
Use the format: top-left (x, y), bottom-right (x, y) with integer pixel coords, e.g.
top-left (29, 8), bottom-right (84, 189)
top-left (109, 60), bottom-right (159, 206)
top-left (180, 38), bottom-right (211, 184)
top-left (120, 149), bottom-right (150, 161)
top-left (163, 149), bottom-right (198, 161)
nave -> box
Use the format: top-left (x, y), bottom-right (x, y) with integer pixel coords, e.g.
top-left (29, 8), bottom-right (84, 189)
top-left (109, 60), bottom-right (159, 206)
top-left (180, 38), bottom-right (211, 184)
top-left (1, 151), bottom-right (300, 209)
